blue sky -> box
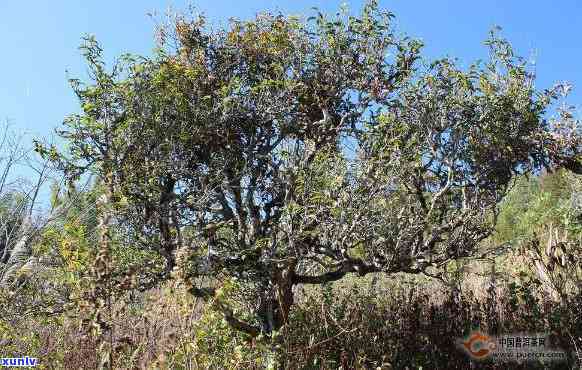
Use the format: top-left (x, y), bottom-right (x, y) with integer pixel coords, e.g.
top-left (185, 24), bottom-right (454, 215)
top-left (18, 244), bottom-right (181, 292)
top-left (1, 0), bottom-right (581, 139)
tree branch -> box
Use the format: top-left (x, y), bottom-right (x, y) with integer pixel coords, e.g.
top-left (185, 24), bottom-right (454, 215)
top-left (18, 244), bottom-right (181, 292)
top-left (293, 258), bottom-right (380, 285)
top-left (188, 286), bottom-right (261, 337)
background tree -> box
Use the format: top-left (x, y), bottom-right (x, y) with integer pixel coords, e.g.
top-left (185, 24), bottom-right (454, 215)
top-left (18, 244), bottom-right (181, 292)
top-left (0, 123), bottom-right (60, 288)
